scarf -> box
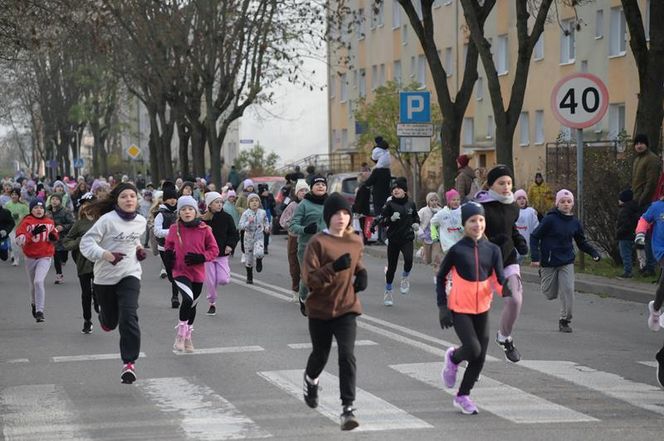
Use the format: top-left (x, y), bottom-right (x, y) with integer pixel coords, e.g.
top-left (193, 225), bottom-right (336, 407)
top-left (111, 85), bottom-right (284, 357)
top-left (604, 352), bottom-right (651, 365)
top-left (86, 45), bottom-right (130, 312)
top-left (182, 218), bottom-right (202, 228)
top-left (488, 189), bottom-right (514, 205)
top-left (304, 192), bottom-right (328, 205)
top-left (114, 205), bottom-right (138, 220)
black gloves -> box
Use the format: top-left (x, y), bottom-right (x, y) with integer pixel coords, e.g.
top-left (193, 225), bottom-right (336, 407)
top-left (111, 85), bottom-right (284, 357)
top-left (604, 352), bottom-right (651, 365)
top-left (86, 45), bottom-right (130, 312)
top-left (332, 253), bottom-right (351, 272)
top-left (136, 248), bottom-right (147, 261)
top-left (303, 222), bottom-right (317, 234)
top-left (184, 252), bottom-right (206, 265)
top-left (438, 305), bottom-right (453, 329)
top-left (110, 252), bottom-right (126, 266)
top-left (353, 269), bottom-right (368, 293)
top-left (163, 249), bottom-right (175, 268)
top-left (32, 224), bottom-right (46, 235)
top-left (48, 231), bottom-right (58, 242)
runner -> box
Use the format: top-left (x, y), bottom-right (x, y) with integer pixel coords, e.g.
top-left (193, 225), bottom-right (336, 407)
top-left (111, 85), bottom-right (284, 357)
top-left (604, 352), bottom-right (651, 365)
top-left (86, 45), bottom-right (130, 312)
top-left (238, 193), bottom-right (269, 285)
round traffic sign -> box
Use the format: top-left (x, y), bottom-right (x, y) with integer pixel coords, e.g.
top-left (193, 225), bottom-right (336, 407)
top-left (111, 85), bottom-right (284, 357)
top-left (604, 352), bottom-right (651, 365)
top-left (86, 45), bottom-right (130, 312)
top-left (550, 73), bottom-right (609, 129)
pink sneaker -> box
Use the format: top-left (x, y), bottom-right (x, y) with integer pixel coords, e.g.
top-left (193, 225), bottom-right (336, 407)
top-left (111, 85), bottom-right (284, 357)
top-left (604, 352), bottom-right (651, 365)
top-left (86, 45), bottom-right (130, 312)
top-left (441, 347), bottom-right (458, 388)
top-left (648, 301), bottom-right (661, 332)
top-left (453, 395), bottom-right (478, 415)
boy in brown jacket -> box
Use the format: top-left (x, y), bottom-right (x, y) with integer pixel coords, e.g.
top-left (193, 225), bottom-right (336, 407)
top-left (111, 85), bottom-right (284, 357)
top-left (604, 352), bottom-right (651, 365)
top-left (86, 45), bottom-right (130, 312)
top-left (301, 192), bottom-right (368, 431)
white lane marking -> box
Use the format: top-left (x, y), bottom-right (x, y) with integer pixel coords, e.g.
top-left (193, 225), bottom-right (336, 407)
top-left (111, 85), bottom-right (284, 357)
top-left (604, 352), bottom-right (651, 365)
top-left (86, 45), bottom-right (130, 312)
top-left (639, 361), bottom-right (657, 368)
top-left (520, 360), bottom-right (664, 416)
top-left (139, 377), bottom-right (271, 440)
top-left (174, 346), bottom-right (264, 356)
top-left (258, 369), bottom-right (433, 431)
top-left (230, 277), bottom-right (290, 301)
top-left (6, 358), bottom-right (29, 364)
top-left (391, 362), bottom-right (598, 424)
top-left (288, 340), bottom-right (378, 349)
top-left (1, 384), bottom-right (92, 440)
top-left (51, 352), bottom-right (147, 363)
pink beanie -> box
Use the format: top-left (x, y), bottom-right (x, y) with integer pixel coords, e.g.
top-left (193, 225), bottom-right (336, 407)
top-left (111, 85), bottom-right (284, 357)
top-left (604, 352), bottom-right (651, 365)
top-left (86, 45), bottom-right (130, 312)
top-left (555, 189), bottom-right (574, 205)
top-left (514, 189), bottom-right (527, 201)
top-left (445, 189), bottom-right (460, 204)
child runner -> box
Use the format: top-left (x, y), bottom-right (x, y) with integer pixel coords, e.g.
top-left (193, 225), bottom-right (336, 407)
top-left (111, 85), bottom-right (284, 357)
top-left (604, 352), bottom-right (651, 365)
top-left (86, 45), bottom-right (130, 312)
top-left (530, 189), bottom-right (600, 333)
top-left (4, 189), bottom-right (29, 266)
top-left (238, 193), bottom-right (269, 284)
top-left (223, 190), bottom-right (240, 228)
top-left (47, 193), bottom-right (74, 284)
top-left (63, 192), bottom-right (98, 334)
top-left (616, 189), bottom-right (640, 279)
top-left (80, 183), bottom-right (147, 384)
top-left (430, 189), bottom-right (463, 280)
top-left (301, 193), bottom-right (367, 431)
top-left (0, 204), bottom-right (14, 262)
top-left (475, 165), bottom-right (528, 362)
top-left (279, 179), bottom-right (310, 302)
top-left (154, 187), bottom-right (180, 308)
top-left (201, 192), bottom-right (239, 316)
top-left (258, 183), bottom-right (276, 255)
top-left (165, 196), bottom-right (219, 352)
top-left (15, 198), bottom-right (55, 322)
top-left (372, 177), bottom-right (419, 306)
top-left (417, 192), bottom-right (442, 271)
top-left (438, 202), bottom-right (504, 415)
top-left (236, 179), bottom-right (255, 213)
top-left (514, 189), bottom-right (539, 263)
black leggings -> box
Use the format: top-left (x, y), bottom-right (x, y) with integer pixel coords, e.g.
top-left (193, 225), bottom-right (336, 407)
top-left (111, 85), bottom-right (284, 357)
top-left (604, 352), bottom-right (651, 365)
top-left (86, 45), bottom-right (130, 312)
top-left (306, 313), bottom-right (357, 406)
top-left (159, 251), bottom-right (179, 299)
top-left (386, 240), bottom-right (413, 285)
top-left (450, 311), bottom-right (489, 396)
top-left (654, 259), bottom-right (664, 311)
top-left (53, 250), bottom-right (68, 275)
top-left (78, 273), bottom-right (94, 322)
top-left (174, 276), bottom-right (202, 324)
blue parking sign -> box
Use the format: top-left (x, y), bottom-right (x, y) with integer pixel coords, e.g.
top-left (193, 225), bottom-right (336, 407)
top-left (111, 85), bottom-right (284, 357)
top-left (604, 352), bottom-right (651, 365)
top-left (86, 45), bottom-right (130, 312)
top-left (399, 91), bottom-right (430, 123)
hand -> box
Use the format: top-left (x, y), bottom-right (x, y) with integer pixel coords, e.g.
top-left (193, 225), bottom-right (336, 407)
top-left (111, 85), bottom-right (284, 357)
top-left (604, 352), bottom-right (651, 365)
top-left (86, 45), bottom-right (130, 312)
top-left (103, 251), bottom-right (126, 265)
top-left (531, 261), bottom-right (540, 267)
top-left (224, 246), bottom-right (233, 255)
top-left (136, 247), bottom-right (147, 261)
top-left (164, 249), bottom-right (175, 267)
top-left (56, 225), bottom-right (63, 232)
top-left (0, 230), bottom-right (6, 238)
top-left (48, 231), bottom-right (58, 242)
top-left (31, 224), bottom-right (46, 235)
top-left (411, 223), bottom-right (419, 232)
top-left (369, 225), bottom-right (376, 234)
top-left (353, 269), bottom-right (368, 293)
top-left (184, 252), bottom-right (206, 265)
top-left (635, 232), bottom-right (646, 247)
top-left (332, 253), bottom-right (351, 272)
top-left (15, 235), bottom-right (25, 247)
top-left (303, 222), bottom-right (317, 234)
top-left (592, 255), bottom-right (600, 262)
top-left (390, 212), bottom-right (401, 222)
top-left (438, 306), bottom-right (453, 329)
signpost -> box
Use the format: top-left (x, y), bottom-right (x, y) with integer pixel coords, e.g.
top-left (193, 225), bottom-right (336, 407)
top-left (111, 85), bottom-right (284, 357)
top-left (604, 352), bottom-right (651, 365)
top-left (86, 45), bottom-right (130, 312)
top-left (551, 73), bottom-right (609, 268)
top-left (398, 91), bottom-right (432, 201)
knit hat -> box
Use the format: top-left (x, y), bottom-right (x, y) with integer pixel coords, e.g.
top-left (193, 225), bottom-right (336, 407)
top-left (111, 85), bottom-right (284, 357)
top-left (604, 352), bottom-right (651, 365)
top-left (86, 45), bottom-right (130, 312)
top-left (311, 175), bottom-right (327, 186)
top-left (163, 187), bottom-right (178, 201)
top-left (78, 192), bottom-right (95, 205)
top-left (257, 183), bottom-right (269, 194)
top-left (247, 193), bottom-right (261, 203)
top-left (391, 177), bottom-right (408, 192)
top-left (375, 136), bottom-right (388, 149)
top-left (30, 198), bottom-right (45, 211)
top-left (243, 179), bottom-right (255, 189)
top-left (457, 155), bottom-right (470, 168)
top-left (445, 189), bottom-right (460, 204)
top-left (619, 189), bottom-right (633, 203)
top-left (295, 179), bottom-right (310, 194)
top-left (204, 191), bottom-right (222, 209)
top-left (555, 189), bottom-right (574, 206)
top-left (226, 190), bottom-right (237, 198)
top-left (461, 201), bottom-right (485, 225)
top-left (49, 193), bottom-right (62, 202)
top-left (634, 133), bottom-right (649, 147)
top-left (177, 195), bottom-right (198, 212)
top-left (425, 192), bottom-right (439, 204)
top-left (487, 164), bottom-right (514, 187)
top-left (90, 179), bottom-right (109, 194)
top-left (323, 192), bottom-right (352, 227)
top-left (514, 189), bottom-right (528, 201)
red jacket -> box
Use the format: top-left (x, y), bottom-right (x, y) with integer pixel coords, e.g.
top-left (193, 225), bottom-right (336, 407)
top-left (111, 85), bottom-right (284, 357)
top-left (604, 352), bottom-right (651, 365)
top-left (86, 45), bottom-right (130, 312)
top-left (165, 220), bottom-right (219, 283)
top-left (16, 214), bottom-right (57, 259)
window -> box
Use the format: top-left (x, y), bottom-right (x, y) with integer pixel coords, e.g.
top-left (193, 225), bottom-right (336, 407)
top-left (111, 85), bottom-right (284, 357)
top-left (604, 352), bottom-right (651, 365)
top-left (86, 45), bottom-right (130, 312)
top-left (352, 70), bottom-right (358, 89)
top-left (560, 19), bottom-right (576, 64)
top-left (476, 76), bottom-right (483, 100)
top-left (487, 115), bottom-right (494, 139)
top-left (595, 9), bottom-right (604, 39)
top-left (496, 34), bottom-right (508, 74)
top-left (401, 24), bottom-right (408, 45)
top-left (341, 128), bottom-right (348, 149)
top-left (371, 2), bottom-right (384, 28)
top-left (340, 73), bottom-right (348, 102)
top-left (609, 7), bottom-right (626, 56)
top-left (519, 112), bottom-right (529, 146)
top-left (444, 47), bottom-right (453, 76)
top-left (535, 110), bottom-right (544, 144)
top-left (534, 35), bottom-right (544, 60)
top-left (379, 64), bottom-right (386, 86)
top-left (359, 69), bottom-right (366, 97)
top-left (410, 55), bottom-right (416, 78)
top-left (463, 118), bottom-right (474, 145)
top-left (371, 65), bottom-right (378, 90)
top-left (329, 74), bottom-right (335, 98)
top-left (608, 103), bottom-right (625, 140)
top-left (393, 60), bottom-right (402, 84)
top-left (417, 54), bottom-right (426, 86)
top-left (392, 0), bottom-right (401, 28)
top-left (356, 9), bottom-right (365, 39)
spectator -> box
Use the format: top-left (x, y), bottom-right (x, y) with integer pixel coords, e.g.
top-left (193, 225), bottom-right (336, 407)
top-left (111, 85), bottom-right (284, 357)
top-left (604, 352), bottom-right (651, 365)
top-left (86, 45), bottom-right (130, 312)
top-left (285, 165), bottom-right (305, 184)
top-left (364, 136), bottom-right (392, 243)
top-left (527, 172), bottom-right (554, 220)
top-left (616, 189), bottom-right (640, 279)
top-left (469, 167), bottom-right (486, 199)
top-left (305, 165), bottom-right (317, 187)
top-left (454, 155), bottom-right (474, 202)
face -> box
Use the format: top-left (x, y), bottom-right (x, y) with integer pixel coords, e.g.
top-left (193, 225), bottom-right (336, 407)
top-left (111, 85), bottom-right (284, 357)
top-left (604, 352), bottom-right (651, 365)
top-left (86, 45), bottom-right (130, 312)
top-left (464, 214), bottom-right (485, 239)
top-left (228, 195), bottom-right (236, 203)
top-left (312, 182), bottom-right (326, 196)
top-left (50, 197), bottom-right (61, 208)
top-left (428, 196), bottom-right (439, 207)
top-left (182, 187), bottom-right (192, 196)
top-left (31, 206), bottom-right (45, 218)
top-left (490, 175), bottom-right (513, 196)
top-left (392, 187), bottom-right (405, 198)
top-left (180, 206), bottom-right (197, 222)
top-left (516, 196), bottom-right (527, 208)
top-left (535, 175), bottom-right (543, 184)
top-left (635, 141), bottom-right (648, 153)
top-left (54, 186), bottom-right (64, 194)
top-left (208, 184), bottom-right (216, 191)
top-left (448, 195), bottom-right (461, 210)
top-left (116, 189), bottom-right (138, 212)
top-left (165, 198), bottom-right (177, 207)
top-left (245, 186), bottom-right (254, 193)
top-left (3, 184), bottom-right (11, 194)
top-left (329, 209), bottom-right (351, 232)
top-left (11, 193), bottom-right (19, 202)
top-left (209, 199), bottom-right (223, 212)
top-left (249, 198), bottom-right (260, 210)
top-left (557, 196), bottom-right (574, 214)
top-left (296, 188), bottom-right (307, 200)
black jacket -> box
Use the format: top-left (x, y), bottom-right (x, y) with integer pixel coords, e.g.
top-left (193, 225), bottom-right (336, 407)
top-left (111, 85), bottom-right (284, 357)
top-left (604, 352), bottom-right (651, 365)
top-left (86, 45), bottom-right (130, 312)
top-left (353, 184), bottom-right (372, 216)
top-left (364, 168), bottom-right (391, 216)
top-left (204, 211), bottom-right (240, 257)
top-left (615, 200), bottom-right (640, 241)
top-left (477, 196), bottom-right (527, 267)
top-left (376, 196), bottom-right (419, 244)
top-left (0, 207), bottom-right (15, 237)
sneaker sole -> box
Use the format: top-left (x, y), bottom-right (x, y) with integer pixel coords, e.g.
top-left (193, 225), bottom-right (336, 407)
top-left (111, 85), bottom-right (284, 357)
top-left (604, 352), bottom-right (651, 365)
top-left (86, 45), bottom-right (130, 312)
top-left (121, 371), bottom-right (136, 384)
top-left (341, 419), bottom-right (359, 431)
top-left (206, 312), bottom-right (216, 316)
top-left (453, 399), bottom-right (478, 415)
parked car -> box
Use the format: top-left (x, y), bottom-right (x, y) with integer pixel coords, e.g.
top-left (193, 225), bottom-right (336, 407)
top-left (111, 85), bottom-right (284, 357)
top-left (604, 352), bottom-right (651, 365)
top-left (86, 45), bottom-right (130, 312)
top-left (238, 176), bottom-right (287, 234)
top-left (326, 172), bottom-right (359, 206)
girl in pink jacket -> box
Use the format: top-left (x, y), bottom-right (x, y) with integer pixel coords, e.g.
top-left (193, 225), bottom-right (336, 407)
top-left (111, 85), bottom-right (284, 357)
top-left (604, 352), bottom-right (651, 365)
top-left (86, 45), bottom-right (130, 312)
top-left (165, 196), bottom-right (219, 353)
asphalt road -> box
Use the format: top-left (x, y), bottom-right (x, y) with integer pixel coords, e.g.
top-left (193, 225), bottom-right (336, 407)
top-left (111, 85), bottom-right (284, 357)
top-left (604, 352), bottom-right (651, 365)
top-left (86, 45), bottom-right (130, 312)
top-left (1, 234), bottom-right (663, 441)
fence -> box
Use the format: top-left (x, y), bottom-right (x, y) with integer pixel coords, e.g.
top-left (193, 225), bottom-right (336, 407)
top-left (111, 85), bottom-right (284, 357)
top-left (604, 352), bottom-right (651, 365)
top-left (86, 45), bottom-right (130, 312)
top-left (276, 151), bottom-right (364, 176)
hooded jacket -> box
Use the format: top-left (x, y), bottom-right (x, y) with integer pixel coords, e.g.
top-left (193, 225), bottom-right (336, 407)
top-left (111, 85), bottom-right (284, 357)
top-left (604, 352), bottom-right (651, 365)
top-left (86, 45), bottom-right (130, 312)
top-left (48, 205), bottom-right (74, 251)
top-left (475, 190), bottom-right (527, 267)
top-left (62, 216), bottom-right (95, 275)
top-left (165, 220), bottom-right (219, 282)
top-left (377, 195), bottom-right (419, 244)
top-left (289, 193), bottom-right (327, 254)
top-left (15, 214), bottom-right (56, 259)
top-left (203, 211), bottom-right (239, 256)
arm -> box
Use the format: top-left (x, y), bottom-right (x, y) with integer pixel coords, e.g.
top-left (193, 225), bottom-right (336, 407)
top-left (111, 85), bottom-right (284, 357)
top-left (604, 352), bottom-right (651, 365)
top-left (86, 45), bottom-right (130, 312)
top-left (60, 211), bottom-right (75, 235)
top-left (529, 218), bottom-right (547, 263)
top-left (288, 203), bottom-right (306, 235)
top-left (164, 225), bottom-right (176, 252)
top-left (153, 213), bottom-right (169, 238)
top-left (224, 215), bottom-right (240, 251)
top-left (80, 217), bottom-right (108, 262)
top-left (435, 249), bottom-right (455, 306)
top-left (62, 221), bottom-right (83, 251)
top-left (301, 240), bottom-right (337, 291)
top-left (238, 210), bottom-right (250, 230)
top-left (512, 223), bottom-right (528, 255)
top-left (573, 223), bottom-right (600, 259)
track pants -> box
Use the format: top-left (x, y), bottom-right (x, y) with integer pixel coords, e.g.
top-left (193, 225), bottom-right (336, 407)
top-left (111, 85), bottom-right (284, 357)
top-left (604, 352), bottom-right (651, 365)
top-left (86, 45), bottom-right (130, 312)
top-left (78, 272), bottom-right (94, 322)
top-left (540, 263), bottom-right (575, 321)
top-left (451, 311), bottom-right (489, 396)
top-left (25, 257), bottom-right (51, 313)
top-left (175, 276), bottom-right (203, 325)
top-left (204, 257), bottom-right (230, 304)
top-left (386, 240), bottom-right (413, 285)
top-left (53, 250), bottom-right (68, 275)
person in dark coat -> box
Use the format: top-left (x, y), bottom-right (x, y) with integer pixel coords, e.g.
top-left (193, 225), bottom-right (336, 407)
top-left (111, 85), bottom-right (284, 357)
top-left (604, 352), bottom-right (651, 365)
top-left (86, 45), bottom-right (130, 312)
top-left (352, 171), bottom-right (372, 245)
top-left (0, 205), bottom-right (16, 261)
top-left (364, 136), bottom-right (391, 242)
top-left (616, 189), bottom-right (641, 278)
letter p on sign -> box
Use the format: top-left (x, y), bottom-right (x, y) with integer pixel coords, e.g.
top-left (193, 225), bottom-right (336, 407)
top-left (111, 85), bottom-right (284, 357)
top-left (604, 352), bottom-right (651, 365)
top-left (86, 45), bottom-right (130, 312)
top-left (400, 91), bottom-right (431, 123)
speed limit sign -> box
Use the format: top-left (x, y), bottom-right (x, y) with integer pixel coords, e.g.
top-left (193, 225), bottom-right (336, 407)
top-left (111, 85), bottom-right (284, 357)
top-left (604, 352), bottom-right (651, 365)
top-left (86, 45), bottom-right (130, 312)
top-left (550, 73), bottom-right (609, 129)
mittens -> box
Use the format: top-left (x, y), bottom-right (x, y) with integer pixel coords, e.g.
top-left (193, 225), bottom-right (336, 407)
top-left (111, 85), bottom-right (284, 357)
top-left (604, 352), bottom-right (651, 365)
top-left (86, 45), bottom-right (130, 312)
top-left (303, 223), bottom-right (317, 234)
top-left (332, 253), bottom-right (351, 272)
top-left (390, 212), bottom-right (401, 222)
top-left (31, 224), bottom-right (46, 235)
top-left (438, 305), bottom-right (453, 329)
top-left (353, 269), bottom-right (368, 293)
top-left (184, 252), bottom-right (206, 265)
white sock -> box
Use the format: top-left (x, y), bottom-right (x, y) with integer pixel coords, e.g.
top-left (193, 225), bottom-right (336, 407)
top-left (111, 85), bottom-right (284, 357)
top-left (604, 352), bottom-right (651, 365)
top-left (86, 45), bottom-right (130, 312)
top-left (497, 331), bottom-right (510, 343)
top-left (306, 374), bottom-right (318, 385)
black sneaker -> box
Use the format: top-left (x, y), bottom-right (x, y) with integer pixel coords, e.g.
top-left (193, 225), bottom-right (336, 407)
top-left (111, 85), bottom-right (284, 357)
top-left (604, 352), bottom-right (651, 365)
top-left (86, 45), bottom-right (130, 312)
top-left (303, 373), bottom-right (319, 408)
top-left (495, 333), bottom-right (521, 362)
top-left (656, 350), bottom-right (664, 389)
top-left (340, 406), bottom-right (359, 431)
top-left (82, 320), bottom-right (93, 334)
top-left (35, 311), bottom-right (45, 323)
top-left (617, 273), bottom-right (633, 279)
top-left (207, 305), bottom-right (216, 316)
top-left (121, 363), bottom-right (136, 384)
top-left (31, 303), bottom-right (36, 318)
top-left (256, 258), bottom-right (263, 273)
top-left (559, 319), bottom-right (573, 333)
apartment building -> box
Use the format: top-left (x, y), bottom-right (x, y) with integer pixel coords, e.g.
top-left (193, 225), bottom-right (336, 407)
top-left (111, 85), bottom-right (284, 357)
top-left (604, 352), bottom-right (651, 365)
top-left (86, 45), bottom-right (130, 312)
top-left (327, 0), bottom-right (649, 185)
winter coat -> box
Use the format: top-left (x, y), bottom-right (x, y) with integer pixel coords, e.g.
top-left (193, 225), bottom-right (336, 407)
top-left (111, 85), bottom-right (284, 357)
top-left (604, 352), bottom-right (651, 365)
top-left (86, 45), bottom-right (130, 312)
top-left (261, 193), bottom-right (277, 222)
top-left (352, 184), bottom-right (372, 216)
top-left (364, 168), bottom-right (391, 216)
top-left (475, 191), bottom-right (528, 267)
top-left (203, 211), bottom-right (239, 256)
top-left (49, 206), bottom-right (74, 251)
top-left (636, 201), bottom-right (664, 262)
top-left (527, 182), bottom-right (555, 217)
top-left (0, 207), bottom-right (15, 238)
top-left (239, 207), bottom-right (269, 244)
top-left (377, 195), bottom-right (420, 245)
top-left (530, 209), bottom-right (600, 267)
top-left (165, 221), bottom-right (219, 283)
top-left (632, 149), bottom-right (661, 209)
top-left (515, 207), bottom-right (539, 255)
top-left (455, 166), bottom-right (475, 202)
top-left (615, 200), bottom-right (640, 241)
top-left (430, 206), bottom-right (463, 252)
top-left (417, 205), bottom-right (440, 244)
top-left (3, 200), bottom-right (29, 231)
top-left (16, 214), bottom-right (57, 259)
top-left (223, 201), bottom-right (240, 227)
top-left (62, 217), bottom-right (95, 275)
top-left (289, 193), bottom-right (327, 255)
top-left (153, 203), bottom-right (177, 250)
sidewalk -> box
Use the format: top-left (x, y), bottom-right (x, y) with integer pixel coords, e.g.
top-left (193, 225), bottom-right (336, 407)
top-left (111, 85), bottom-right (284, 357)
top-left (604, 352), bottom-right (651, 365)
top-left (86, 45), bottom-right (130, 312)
top-left (362, 244), bottom-right (655, 304)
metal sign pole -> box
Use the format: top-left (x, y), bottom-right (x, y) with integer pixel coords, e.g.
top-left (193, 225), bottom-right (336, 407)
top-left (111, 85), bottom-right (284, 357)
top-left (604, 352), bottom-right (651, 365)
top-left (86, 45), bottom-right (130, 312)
top-left (576, 128), bottom-right (584, 270)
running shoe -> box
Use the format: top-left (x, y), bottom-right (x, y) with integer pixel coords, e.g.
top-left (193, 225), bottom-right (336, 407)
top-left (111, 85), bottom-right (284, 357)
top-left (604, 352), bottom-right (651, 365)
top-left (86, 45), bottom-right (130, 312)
top-left (495, 333), bottom-right (521, 363)
top-left (207, 305), bottom-right (216, 316)
top-left (441, 347), bottom-right (458, 388)
top-left (35, 311), bottom-right (45, 323)
top-left (303, 372), bottom-right (319, 408)
top-left (54, 274), bottom-right (63, 284)
top-left (256, 258), bottom-right (263, 273)
top-left (31, 303), bottom-right (36, 319)
top-left (121, 363), bottom-right (136, 384)
top-left (340, 406), bottom-right (359, 431)
top-left (559, 319), bottom-right (573, 333)
top-left (160, 268), bottom-right (167, 279)
top-left (383, 289), bottom-right (394, 307)
top-left (81, 320), bottom-right (93, 334)
top-left (400, 277), bottom-right (410, 295)
top-left (453, 395), bottom-right (478, 415)
top-left (647, 301), bottom-right (661, 331)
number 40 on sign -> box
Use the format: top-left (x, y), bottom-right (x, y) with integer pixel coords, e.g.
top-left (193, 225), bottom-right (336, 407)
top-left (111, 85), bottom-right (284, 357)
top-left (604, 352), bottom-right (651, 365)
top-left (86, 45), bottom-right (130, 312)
top-left (551, 73), bottom-right (609, 129)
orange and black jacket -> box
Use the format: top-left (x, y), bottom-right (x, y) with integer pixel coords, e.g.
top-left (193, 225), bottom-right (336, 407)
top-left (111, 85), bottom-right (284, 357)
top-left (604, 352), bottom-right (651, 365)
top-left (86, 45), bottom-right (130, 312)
top-left (436, 236), bottom-right (505, 314)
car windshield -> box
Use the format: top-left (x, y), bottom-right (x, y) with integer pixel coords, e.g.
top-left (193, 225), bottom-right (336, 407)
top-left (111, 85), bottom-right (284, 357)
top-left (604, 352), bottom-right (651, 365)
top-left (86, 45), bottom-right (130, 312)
top-left (342, 178), bottom-right (358, 195)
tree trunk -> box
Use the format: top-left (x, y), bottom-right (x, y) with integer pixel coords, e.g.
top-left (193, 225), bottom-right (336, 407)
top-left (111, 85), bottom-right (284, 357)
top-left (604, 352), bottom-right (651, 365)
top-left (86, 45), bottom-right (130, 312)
top-left (147, 109), bottom-right (162, 183)
top-left (98, 135), bottom-right (108, 176)
top-left (494, 124), bottom-right (515, 171)
top-left (157, 107), bottom-right (175, 179)
top-left (440, 117), bottom-right (461, 189)
top-left (177, 122), bottom-right (190, 177)
top-left (207, 121), bottom-right (223, 188)
top-left (634, 74), bottom-right (664, 154)
top-left (191, 121), bottom-right (207, 179)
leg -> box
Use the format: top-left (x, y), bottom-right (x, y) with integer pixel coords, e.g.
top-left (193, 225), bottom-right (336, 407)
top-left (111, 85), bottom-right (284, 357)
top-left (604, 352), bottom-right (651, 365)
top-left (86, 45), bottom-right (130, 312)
top-left (204, 261), bottom-right (218, 305)
top-left (175, 277), bottom-right (203, 325)
top-left (254, 233), bottom-right (265, 259)
top-left (422, 243), bottom-right (432, 265)
top-left (455, 312), bottom-right (489, 397)
top-left (646, 230), bottom-right (657, 273)
top-left (53, 251), bottom-right (63, 275)
top-left (499, 273), bottom-right (523, 338)
top-left (332, 314), bottom-right (357, 406)
top-left (401, 240), bottom-right (414, 275)
top-left (263, 232), bottom-right (270, 254)
top-left (540, 266), bottom-right (559, 300)
top-left (558, 264), bottom-right (575, 323)
top-left (298, 247), bottom-right (308, 301)
top-left (94, 283), bottom-right (120, 331)
top-left (115, 277), bottom-right (141, 364)
top-left (217, 256), bottom-right (231, 285)
top-left (159, 250), bottom-right (179, 305)
top-left (32, 258), bottom-right (51, 313)
top-left (618, 240), bottom-right (633, 276)
top-left (25, 257), bottom-right (38, 306)
top-left (288, 235), bottom-right (300, 292)
top-left (79, 273), bottom-right (94, 322)
top-left (385, 241), bottom-right (400, 286)
top-left (306, 318), bottom-right (334, 380)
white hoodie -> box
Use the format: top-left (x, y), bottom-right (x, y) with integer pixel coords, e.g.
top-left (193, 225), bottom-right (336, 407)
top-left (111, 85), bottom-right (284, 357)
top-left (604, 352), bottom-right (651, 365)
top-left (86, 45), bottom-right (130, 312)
top-left (430, 206), bottom-right (463, 252)
top-left (516, 206), bottom-right (539, 256)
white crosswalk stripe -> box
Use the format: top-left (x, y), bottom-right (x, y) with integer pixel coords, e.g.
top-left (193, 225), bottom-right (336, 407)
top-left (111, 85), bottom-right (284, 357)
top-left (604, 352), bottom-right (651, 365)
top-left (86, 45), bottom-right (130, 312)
top-left (258, 369), bottom-right (433, 431)
top-left (287, 340), bottom-right (378, 349)
top-left (391, 362), bottom-right (598, 423)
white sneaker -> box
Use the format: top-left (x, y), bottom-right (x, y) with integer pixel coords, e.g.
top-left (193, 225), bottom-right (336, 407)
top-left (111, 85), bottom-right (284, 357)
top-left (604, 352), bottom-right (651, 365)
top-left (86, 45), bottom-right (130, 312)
top-left (383, 290), bottom-right (394, 307)
top-left (291, 291), bottom-right (299, 303)
top-left (11, 257), bottom-right (18, 266)
top-left (648, 301), bottom-right (661, 331)
top-left (400, 277), bottom-right (410, 295)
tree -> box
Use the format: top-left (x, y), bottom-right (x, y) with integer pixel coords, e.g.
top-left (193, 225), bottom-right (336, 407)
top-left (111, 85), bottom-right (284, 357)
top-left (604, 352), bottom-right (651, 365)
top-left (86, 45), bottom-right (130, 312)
top-left (234, 143), bottom-right (280, 176)
top-left (622, 1), bottom-right (664, 153)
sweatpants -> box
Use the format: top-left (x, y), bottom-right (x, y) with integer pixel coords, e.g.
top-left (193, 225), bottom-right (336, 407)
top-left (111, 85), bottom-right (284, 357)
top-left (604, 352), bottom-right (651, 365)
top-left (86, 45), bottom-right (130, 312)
top-left (243, 232), bottom-right (264, 268)
top-left (94, 276), bottom-right (141, 364)
top-left (25, 257), bottom-right (51, 313)
top-left (53, 250), bottom-right (68, 275)
top-left (306, 313), bottom-right (357, 406)
top-left (499, 266), bottom-right (523, 337)
top-left (385, 240), bottom-right (413, 285)
top-left (540, 263), bottom-right (575, 321)
top-left (175, 276), bottom-right (203, 325)
top-left (451, 311), bottom-right (489, 396)
top-left (159, 250), bottom-right (179, 300)
top-left (287, 235), bottom-right (300, 292)
top-left (204, 257), bottom-right (230, 304)
top-left (78, 272), bottom-right (94, 322)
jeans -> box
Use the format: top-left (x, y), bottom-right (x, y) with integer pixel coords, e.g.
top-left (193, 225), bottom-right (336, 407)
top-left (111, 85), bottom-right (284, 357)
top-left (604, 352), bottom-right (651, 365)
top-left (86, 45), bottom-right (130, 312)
top-left (618, 240), bottom-right (634, 275)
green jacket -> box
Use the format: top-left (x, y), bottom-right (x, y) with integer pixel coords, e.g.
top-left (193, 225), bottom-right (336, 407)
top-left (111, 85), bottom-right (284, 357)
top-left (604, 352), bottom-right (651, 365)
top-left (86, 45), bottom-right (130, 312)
top-left (62, 217), bottom-right (95, 275)
top-left (632, 149), bottom-right (661, 208)
top-left (3, 200), bottom-right (29, 231)
top-left (289, 193), bottom-right (327, 255)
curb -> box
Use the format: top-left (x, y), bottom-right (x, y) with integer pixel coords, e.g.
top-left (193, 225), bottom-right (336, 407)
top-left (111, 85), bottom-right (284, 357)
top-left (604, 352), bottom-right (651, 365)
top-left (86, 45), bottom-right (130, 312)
top-left (362, 245), bottom-right (654, 305)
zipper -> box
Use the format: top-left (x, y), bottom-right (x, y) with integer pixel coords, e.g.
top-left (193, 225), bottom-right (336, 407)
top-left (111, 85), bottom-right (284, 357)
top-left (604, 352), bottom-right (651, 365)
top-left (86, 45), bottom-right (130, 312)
top-left (474, 241), bottom-right (480, 312)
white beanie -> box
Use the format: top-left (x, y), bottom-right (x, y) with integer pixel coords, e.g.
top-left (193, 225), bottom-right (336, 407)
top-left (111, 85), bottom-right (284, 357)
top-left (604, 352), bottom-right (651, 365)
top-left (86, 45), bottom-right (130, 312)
top-left (204, 191), bottom-right (222, 209)
top-left (243, 179), bottom-right (254, 189)
top-left (247, 193), bottom-right (260, 203)
top-left (295, 179), bottom-right (310, 194)
top-left (177, 195), bottom-right (198, 212)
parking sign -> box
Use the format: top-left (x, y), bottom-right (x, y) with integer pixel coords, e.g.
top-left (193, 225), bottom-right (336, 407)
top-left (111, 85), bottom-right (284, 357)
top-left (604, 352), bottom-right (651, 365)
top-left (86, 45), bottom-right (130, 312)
top-left (399, 91), bottom-right (431, 123)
